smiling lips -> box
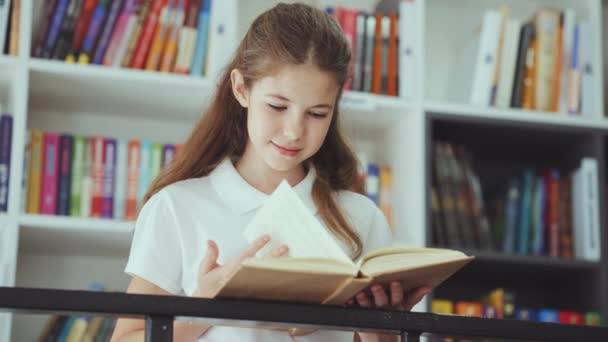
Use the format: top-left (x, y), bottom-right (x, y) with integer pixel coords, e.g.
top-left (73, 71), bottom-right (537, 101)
top-left (272, 142), bottom-right (301, 157)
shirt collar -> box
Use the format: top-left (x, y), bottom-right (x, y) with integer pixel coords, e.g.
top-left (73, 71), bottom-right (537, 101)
top-left (209, 158), bottom-right (318, 216)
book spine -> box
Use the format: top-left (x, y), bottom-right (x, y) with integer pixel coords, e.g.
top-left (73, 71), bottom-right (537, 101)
top-left (52, 0), bottom-right (84, 60)
top-left (21, 130), bottom-right (30, 214)
top-left (0, 0), bottom-right (12, 55)
top-left (65, 0), bottom-right (98, 62)
top-left (77, 0), bottom-right (112, 64)
top-left (92, 0), bottom-right (125, 64)
top-left (8, 0), bottom-right (20, 56)
top-left (41, 0), bottom-right (70, 59)
top-left (149, 142), bottom-right (162, 183)
top-left (90, 136), bottom-right (105, 217)
top-left (102, 138), bottom-right (116, 218)
top-left (0, 115), bottom-right (12, 212)
top-left (125, 139), bottom-right (140, 220)
top-left (113, 139), bottom-right (128, 220)
top-left (145, 0), bottom-right (173, 71)
top-left (130, 0), bottom-right (164, 69)
top-left (33, 0), bottom-right (58, 57)
top-left (56, 134), bottom-right (73, 216)
top-left (189, 0), bottom-right (210, 76)
top-left (161, 143), bottom-right (175, 168)
top-left (159, 0), bottom-right (184, 72)
top-left (40, 132), bottom-right (60, 215)
top-left (173, 0), bottom-right (198, 74)
top-left (120, 0), bottom-right (151, 67)
top-left (80, 138), bottom-right (93, 217)
top-left (70, 135), bottom-right (85, 216)
top-left (387, 13), bottom-right (398, 96)
top-left (103, 0), bottom-right (135, 66)
top-left (137, 140), bottom-right (151, 207)
top-left (26, 130), bottom-right (44, 214)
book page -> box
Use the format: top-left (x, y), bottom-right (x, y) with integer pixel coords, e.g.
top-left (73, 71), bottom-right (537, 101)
top-left (243, 180), bottom-right (353, 264)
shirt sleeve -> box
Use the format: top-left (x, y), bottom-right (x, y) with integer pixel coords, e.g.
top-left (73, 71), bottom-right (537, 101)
top-left (125, 191), bottom-right (183, 294)
top-left (361, 206), bottom-right (394, 256)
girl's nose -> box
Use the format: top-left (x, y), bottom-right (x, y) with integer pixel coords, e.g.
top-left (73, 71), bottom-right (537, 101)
top-left (282, 112), bottom-right (304, 140)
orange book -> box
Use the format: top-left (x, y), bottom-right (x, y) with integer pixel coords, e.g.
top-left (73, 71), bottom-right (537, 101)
top-left (160, 0), bottom-right (186, 72)
top-left (9, 0), bottom-right (20, 56)
top-left (145, 0), bottom-right (173, 71)
top-left (26, 131), bottom-right (44, 214)
top-left (371, 14), bottom-right (383, 94)
top-left (522, 38), bottom-right (537, 110)
top-left (387, 13), bottom-right (398, 96)
top-left (455, 302), bottom-right (483, 317)
top-left (550, 16), bottom-right (563, 112)
top-left (131, 0), bottom-right (164, 69)
top-left (125, 140), bottom-right (141, 220)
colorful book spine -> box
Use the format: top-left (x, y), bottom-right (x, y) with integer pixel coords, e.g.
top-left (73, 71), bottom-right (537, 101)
top-left (125, 139), bottom-right (140, 220)
top-left (32, 0), bottom-right (58, 57)
top-left (0, 115), bottom-right (12, 212)
top-left (40, 132), bottom-right (60, 215)
top-left (27, 130), bottom-right (44, 214)
top-left (130, 0), bottom-right (164, 69)
top-left (9, 0), bottom-right (20, 56)
top-left (66, 0), bottom-right (98, 62)
top-left (120, 0), bottom-right (151, 67)
top-left (41, 0), bottom-right (70, 59)
top-left (159, 0), bottom-right (185, 72)
top-left (103, 0), bottom-right (136, 66)
top-left (56, 135), bottom-right (73, 216)
top-left (90, 136), bottom-right (105, 217)
top-left (137, 141), bottom-right (151, 207)
top-left (173, 0), bottom-right (198, 74)
top-left (102, 138), bottom-right (116, 218)
top-left (21, 131), bottom-right (31, 213)
top-left (77, 0), bottom-right (112, 64)
top-left (365, 163), bottom-right (379, 204)
top-left (162, 144), bottom-right (175, 168)
top-left (70, 136), bottom-right (86, 216)
top-left (92, 0), bottom-right (125, 64)
top-left (52, 0), bottom-right (84, 60)
top-left (113, 139), bottom-right (128, 220)
top-left (145, 0), bottom-right (174, 71)
top-left (80, 138), bottom-right (93, 217)
top-left (149, 142), bottom-right (162, 185)
top-left (189, 0), bottom-right (211, 76)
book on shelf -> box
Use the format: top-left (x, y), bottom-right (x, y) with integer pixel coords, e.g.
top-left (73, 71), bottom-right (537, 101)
top-left (216, 180), bottom-right (473, 307)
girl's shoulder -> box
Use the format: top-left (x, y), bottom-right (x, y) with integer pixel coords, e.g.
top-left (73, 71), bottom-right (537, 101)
top-left (335, 189), bottom-right (384, 226)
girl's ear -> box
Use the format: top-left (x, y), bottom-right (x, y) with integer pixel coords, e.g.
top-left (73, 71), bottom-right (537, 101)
top-left (231, 69), bottom-right (249, 108)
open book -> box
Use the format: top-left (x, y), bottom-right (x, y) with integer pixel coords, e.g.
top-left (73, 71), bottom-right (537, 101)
top-left (215, 180), bottom-right (474, 306)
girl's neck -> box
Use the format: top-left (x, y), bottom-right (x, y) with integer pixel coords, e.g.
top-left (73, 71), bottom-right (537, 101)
top-left (234, 152), bottom-right (306, 195)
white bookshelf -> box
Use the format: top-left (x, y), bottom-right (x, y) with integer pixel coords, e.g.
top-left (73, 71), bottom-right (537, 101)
top-left (0, 0), bottom-right (605, 341)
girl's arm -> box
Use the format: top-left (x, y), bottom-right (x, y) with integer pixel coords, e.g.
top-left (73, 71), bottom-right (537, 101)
top-left (110, 276), bottom-right (212, 342)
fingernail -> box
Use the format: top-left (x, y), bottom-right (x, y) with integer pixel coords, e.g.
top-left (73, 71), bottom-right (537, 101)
top-left (263, 235), bottom-right (270, 242)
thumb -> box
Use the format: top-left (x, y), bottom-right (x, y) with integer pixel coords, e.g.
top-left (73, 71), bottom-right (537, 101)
top-left (199, 240), bottom-right (220, 274)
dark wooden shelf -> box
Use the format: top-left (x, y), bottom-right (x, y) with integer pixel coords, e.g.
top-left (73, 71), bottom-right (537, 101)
top-left (456, 248), bottom-right (601, 271)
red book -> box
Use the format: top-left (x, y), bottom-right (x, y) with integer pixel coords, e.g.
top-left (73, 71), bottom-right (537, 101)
top-left (125, 139), bottom-right (140, 220)
top-left (559, 311), bottom-right (584, 325)
top-left (40, 133), bottom-right (61, 215)
top-left (90, 136), bottom-right (106, 217)
top-left (130, 0), bottom-right (164, 69)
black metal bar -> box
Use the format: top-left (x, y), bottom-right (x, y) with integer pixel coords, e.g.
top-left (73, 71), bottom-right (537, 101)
top-left (1, 287), bottom-right (607, 342)
top-left (145, 315), bottom-right (173, 342)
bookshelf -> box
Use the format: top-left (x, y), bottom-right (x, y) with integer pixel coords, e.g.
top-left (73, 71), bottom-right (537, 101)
top-left (0, 0), bottom-right (606, 340)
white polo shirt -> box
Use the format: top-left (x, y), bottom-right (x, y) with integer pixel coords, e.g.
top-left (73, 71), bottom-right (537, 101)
top-left (125, 158), bottom-right (393, 341)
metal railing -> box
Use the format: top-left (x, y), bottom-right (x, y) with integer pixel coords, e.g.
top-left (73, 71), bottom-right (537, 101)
top-left (0, 286), bottom-right (607, 342)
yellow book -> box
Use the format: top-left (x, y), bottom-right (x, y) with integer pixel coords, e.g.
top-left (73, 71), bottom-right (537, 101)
top-left (26, 130), bottom-right (44, 214)
top-left (160, 0), bottom-right (185, 72)
top-left (66, 317), bottom-right (88, 342)
top-left (81, 316), bottom-right (104, 342)
top-left (145, 1), bottom-right (174, 71)
top-left (9, 0), bottom-right (20, 56)
top-left (379, 166), bottom-right (393, 227)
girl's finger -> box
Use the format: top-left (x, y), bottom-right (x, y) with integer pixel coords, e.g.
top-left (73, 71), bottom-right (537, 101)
top-left (199, 240), bottom-right (220, 274)
top-left (371, 284), bottom-right (389, 307)
top-left (356, 291), bottom-right (372, 308)
top-left (236, 235), bottom-right (271, 262)
top-left (403, 286), bottom-right (431, 311)
top-left (390, 281), bottom-right (404, 307)
top-left (265, 244), bottom-right (289, 258)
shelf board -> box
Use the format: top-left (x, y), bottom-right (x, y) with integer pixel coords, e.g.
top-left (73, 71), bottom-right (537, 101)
top-left (28, 59), bottom-right (213, 121)
top-left (425, 101), bottom-right (608, 131)
top-left (18, 214), bottom-right (134, 257)
top-left (340, 91), bottom-right (412, 136)
top-left (457, 248), bottom-right (601, 271)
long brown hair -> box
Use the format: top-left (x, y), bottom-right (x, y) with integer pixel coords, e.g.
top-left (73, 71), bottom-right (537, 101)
top-left (144, 3), bottom-right (363, 259)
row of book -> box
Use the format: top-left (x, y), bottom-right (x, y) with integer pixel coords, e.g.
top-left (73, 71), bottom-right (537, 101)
top-left (431, 141), bottom-right (601, 261)
top-left (0, 114), bottom-right (12, 212)
top-left (329, 6), bottom-right (398, 96)
top-left (33, 0), bottom-right (213, 76)
top-left (356, 154), bottom-right (393, 227)
top-left (430, 288), bottom-right (601, 341)
top-left (0, 0), bottom-right (19, 56)
top-left (467, 7), bottom-right (597, 116)
top-left (38, 283), bottom-right (116, 342)
top-left (23, 130), bottom-right (183, 220)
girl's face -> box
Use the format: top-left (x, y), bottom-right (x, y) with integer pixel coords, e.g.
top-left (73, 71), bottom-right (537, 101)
top-left (232, 63), bottom-right (340, 174)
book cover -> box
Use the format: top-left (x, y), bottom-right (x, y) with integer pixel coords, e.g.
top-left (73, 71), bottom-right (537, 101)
top-left (92, 0), bottom-right (125, 64)
top-left (102, 138), bottom-right (116, 218)
top-left (26, 130), bottom-right (44, 214)
top-left (65, 0), bottom-right (98, 62)
top-left (189, 0), bottom-right (210, 76)
top-left (90, 136), bottom-right (105, 217)
top-left (32, 0), bottom-right (58, 57)
top-left (41, 0), bottom-right (70, 59)
top-left (0, 115), bottom-right (12, 212)
top-left (56, 134), bottom-right (73, 216)
top-left (40, 132), bottom-right (60, 215)
top-left (51, 0), bottom-right (84, 60)
top-left (130, 0), bottom-right (164, 69)
top-left (113, 139), bottom-right (128, 220)
top-left (70, 135), bottom-right (85, 216)
top-left (77, 0), bottom-right (112, 64)
top-left (103, 0), bottom-right (136, 66)
top-left (125, 139), bottom-right (140, 220)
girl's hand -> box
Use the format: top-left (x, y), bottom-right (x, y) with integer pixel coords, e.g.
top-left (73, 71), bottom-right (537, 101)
top-left (193, 235), bottom-right (289, 298)
top-left (348, 282), bottom-right (431, 311)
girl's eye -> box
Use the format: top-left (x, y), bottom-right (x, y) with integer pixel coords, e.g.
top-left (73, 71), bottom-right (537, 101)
top-left (268, 104), bottom-right (287, 111)
top-left (309, 112), bottom-right (328, 118)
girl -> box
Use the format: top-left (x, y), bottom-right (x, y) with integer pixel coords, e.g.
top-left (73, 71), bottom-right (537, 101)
top-left (111, 3), bottom-right (429, 342)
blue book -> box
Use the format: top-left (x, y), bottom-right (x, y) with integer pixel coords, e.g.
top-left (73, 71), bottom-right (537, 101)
top-left (538, 309), bottom-right (559, 323)
top-left (41, 0), bottom-right (70, 58)
top-left (517, 169), bottom-right (534, 255)
top-left (190, 0), bottom-right (212, 76)
top-left (0, 115), bottom-right (13, 212)
top-left (57, 135), bottom-right (74, 216)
